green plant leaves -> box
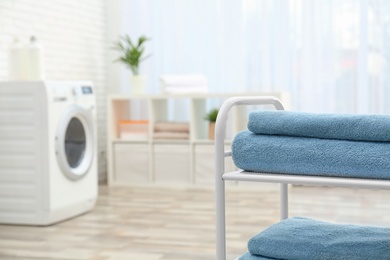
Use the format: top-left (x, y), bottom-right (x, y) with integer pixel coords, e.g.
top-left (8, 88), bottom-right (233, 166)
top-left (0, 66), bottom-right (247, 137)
top-left (204, 108), bottom-right (219, 122)
top-left (112, 34), bottom-right (151, 75)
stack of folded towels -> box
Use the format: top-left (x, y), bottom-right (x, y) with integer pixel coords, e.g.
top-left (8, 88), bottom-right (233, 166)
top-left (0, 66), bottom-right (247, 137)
top-left (160, 74), bottom-right (208, 93)
top-left (231, 111), bottom-right (390, 259)
top-left (153, 121), bottom-right (190, 140)
top-left (239, 217), bottom-right (390, 260)
top-left (232, 110), bottom-right (390, 179)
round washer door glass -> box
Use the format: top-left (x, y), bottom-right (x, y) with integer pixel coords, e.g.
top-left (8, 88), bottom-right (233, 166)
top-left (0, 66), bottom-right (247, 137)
top-left (56, 105), bottom-right (94, 180)
top-left (65, 118), bottom-right (86, 168)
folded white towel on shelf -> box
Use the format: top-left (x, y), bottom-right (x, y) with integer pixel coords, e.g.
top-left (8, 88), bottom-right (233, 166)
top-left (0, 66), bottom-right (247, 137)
top-left (160, 74), bottom-right (208, 93)
top-left (163, 86), bottom-right (208, 93)
top-left (154, 121), bottom-right (190, 133)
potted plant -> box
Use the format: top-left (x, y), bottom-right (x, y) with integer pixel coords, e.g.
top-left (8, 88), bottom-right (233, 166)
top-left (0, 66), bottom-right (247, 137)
top-left (112, 34), bottom-right (150, 94)
top-left (204, 108), bottom-right (219, 139)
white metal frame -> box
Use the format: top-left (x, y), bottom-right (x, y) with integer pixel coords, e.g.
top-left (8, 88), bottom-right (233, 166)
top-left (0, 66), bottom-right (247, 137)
top-left (215, 96), bottom-right (390, 260)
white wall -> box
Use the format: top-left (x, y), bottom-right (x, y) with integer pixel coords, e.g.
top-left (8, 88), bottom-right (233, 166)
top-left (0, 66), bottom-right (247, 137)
top-left (106, 0), bottom-right (123, 94)
top-left (0, 0), bottom-right (108, 181)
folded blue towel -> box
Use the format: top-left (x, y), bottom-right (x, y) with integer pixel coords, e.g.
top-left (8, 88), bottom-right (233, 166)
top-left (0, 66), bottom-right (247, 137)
top-left (248, 110), bottom-right (390, 142)
top-left (232, 130), bottom-right (390, 179)
top-left (248, 217), bottom-right (390, 260)
top-left (237, 252), bottom-right (280, 260)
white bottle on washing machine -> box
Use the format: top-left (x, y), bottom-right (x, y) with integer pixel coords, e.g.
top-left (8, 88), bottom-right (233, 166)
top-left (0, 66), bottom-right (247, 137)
top-left (27, 35), bottom-right (45, 80)
top-left (8, 37), bottom-right (28, 80)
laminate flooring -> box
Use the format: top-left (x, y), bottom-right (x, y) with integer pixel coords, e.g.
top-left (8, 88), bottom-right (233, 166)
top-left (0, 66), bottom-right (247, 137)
top-left (0, 184), bottom-right (390, 260)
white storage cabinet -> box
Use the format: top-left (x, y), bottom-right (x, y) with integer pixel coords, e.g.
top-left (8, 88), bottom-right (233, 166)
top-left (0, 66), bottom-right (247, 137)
top-left (107, 92), bottom-right (291, 187)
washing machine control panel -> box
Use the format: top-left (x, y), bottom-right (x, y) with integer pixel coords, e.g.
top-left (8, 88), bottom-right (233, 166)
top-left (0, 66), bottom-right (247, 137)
top-left (73, 86), bottom-right (93, 97)
top-left (49, 82), bottom-right (95, 108)
top-left (82, 86), bottom-right (93, 94)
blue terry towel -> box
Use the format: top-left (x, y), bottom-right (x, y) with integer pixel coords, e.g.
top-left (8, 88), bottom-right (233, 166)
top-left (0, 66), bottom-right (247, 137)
top-left (248, 110), bottom-right (390, 142)
top-left (232, 130), bottom-right (390, 179)
top-left (247, 217), bottom-right (390, 260)
top-left (237, 252), bottom-right (280, 260)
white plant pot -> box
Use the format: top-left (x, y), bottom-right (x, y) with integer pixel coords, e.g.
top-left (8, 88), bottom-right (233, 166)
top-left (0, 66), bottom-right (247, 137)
top-left (130, 75), bottom-right (147, 94)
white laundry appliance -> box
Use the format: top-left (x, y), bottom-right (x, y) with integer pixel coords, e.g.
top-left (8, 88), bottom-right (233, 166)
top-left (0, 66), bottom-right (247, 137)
top-left (0, 81), bottom-right (97, 225)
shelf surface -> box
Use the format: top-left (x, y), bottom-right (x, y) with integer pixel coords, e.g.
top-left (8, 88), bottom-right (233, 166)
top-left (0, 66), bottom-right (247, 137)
top-left (152, 139), bottom-right (190, 144)
top-left (112, 139), bottom-right (233, 145)
top-left (222, 171), bottom-right (390, 190)
top-left (113, 139), bottom-right (149, 144)
top-left (192, 139), bottom-right (232, 145)
top-left (109, 91), bottom-right (289, 100)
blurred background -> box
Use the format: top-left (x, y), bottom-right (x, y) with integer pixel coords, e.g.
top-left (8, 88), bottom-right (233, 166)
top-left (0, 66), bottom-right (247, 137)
top-left (1, 0), bottom-right (389, 181)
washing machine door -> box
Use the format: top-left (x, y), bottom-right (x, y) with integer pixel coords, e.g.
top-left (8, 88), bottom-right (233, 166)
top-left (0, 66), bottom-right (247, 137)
top-left (56, 105), bottom-right (95, 180)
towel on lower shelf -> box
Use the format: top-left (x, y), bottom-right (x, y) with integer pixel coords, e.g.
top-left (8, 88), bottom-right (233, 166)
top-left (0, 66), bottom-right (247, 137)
top-left (232, 130), bottom-right (390, 179)
top-left (248, 110), bottom-right (390, 142)
top-left (154, 121), bottom-right (190, 133)
top-left (237, 252), bottom-right (278, 260)
top-left (153, 132), bottom-right (189, 140)
top-left (245, 217), bottom-right (390, 260)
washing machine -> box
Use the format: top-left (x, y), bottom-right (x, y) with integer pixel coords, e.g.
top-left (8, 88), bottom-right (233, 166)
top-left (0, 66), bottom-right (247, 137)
top-left (0, 81), bottom-right (97, 225)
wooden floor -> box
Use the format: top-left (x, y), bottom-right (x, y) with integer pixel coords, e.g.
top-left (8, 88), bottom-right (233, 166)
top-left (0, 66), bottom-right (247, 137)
top-left (0, 184), bottom-right (390, 260)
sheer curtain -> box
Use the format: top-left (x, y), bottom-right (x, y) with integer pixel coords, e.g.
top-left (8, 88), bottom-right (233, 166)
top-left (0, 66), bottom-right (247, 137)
top-left (119, 0), bottom-right (390, 113)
